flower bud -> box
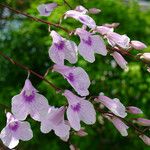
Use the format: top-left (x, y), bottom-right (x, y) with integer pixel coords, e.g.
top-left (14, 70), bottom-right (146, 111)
top-left (111, 51), bottom-right (128, 70)
top-left (96, 26), bottom-right (113, 35)
top-left (130, 40), bottom-right (147, 50)
top-left (135, 118), bottom-right (150, 126)
top-left (89, 8), bottom-right (101, 14)
top-left (103, 23), bottom-right (120, 28)
top-left (139, 135), bottom-right (150, 146)
top-left (140, 53), bottom-right (150, 61)
top-left (75, 128), bottom-right (88, 137)
top-left (126, 106), bottom-right (143, 114)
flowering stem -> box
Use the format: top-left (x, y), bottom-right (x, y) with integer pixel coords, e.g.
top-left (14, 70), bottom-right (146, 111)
top-left (0, 3), bottom-right (70, 34)
top-left (96, 107), bottom-right (146, 136)
top-left (0, 51), bottom-right (62, 92)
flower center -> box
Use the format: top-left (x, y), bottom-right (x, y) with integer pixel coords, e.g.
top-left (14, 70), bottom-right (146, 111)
top-left (82, 36), bottom-right (92, 46)
top-left (22, 90), bottom-right (35, 102)
top-left (54, 41), bottom-right (65, 50)
top-left (71, 103), bottom-right (81, 112)
top-left (67, 73), bottom-right (74, 82)
top-left (9, 121), bottom-right (19, 131)
top-left (45, 8), bottom-right (50, 13)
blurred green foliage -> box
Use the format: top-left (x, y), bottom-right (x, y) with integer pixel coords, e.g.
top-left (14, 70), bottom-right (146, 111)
top-left (0, 0), bottom-right (150, 149)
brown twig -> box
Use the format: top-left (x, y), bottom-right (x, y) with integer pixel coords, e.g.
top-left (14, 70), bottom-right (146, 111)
top-left (0, 51), bottom-right (62, 92)
top-left (0, 3), bottom-right (70, 34)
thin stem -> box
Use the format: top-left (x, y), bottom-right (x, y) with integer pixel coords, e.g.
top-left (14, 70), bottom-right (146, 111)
top-left (0, 3), bottom-right (70, 34)
top-left (63, 0), bottom-right (73, 9)
top-left (0, 51), bottom-right (62, 92)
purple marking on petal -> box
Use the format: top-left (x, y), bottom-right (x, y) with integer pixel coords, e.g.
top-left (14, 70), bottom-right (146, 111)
top-left (22, 91), bottom-right (35, 102)
top-left (82, 36), bottom-right (92, 46)
top-left (8, 121), bottom-right (19, 131)
top-left (71, 103), bottom-right (81, 112)
top-left (45, 8), bottom-right (51, 13)
top-left (67, 73), bottom-right (74, 82)
top-left (54, 41), bottom-right (65, 50)
top-left (79, 16), bottom-right (85, 22)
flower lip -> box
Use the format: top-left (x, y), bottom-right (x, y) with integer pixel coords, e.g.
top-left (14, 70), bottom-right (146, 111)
top-left (71, 103), bottom-right (81, 112)
top-left (8, 121), bottom-right (19, 131)
top-left (67, 73), bottom-right (74, 82)
top-left (22, 90), bottom-right (35, 102)
top-left (54, 41), bottom-right (65, 50)
top-left (82, 36), bottom-right (92, 46)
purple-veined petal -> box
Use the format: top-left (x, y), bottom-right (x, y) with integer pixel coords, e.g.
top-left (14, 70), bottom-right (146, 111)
top-left (65, 10), bottom-right (96, 29)
top-left (15, 122), bottom-right (33, 141)
top-left (78, 38), bottom-right (95, 62)
top-left (29, 93), bottom-right (49, 121)
top-left (54, 123), bottom-right (70, 137)
top-left (98, 95), bottom-right (127, 118)
top-left (53, 65), bottom-right (90, 96)
top-left (49, 44), bottom-right (65, 65)
top-left (0, 127), bottom-right (19, 149)
top-left (49, 30), bottom-right (78, 64)
top-left (67, 106), bottom-right (80, 131)
top-left (64, 40), bottom-right (78, 64)
top-left (12, 94), bottom-right (29, 121)
top-left (106, 32), bottom-right (130, 49)
top-left (79, 100), bottom-right (96, 124)
top-left (92, 35), bottom-right (107, 56)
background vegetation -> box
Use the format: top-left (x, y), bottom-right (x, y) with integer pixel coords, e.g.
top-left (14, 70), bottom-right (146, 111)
top-left (0, 0), bottom-right (150, 149)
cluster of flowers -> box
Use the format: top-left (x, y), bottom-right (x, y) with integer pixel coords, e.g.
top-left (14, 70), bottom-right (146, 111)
top-left (1, 2), bottom-right (150, 149)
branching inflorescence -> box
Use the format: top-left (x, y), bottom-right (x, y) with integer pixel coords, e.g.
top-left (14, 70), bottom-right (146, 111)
top-left (0, 1), bottom-right (150, 149)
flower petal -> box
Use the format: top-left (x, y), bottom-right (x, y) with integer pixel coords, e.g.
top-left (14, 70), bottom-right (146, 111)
top-left (79, 100), bottom-right (96, 124)
top-left (92, 35), bottom-right (107, 56)
top-left (67, 106), bottom-right (80, 131)
top-left (64, 40), bottom-right (78, 64)
top-left (11, 94), bottom-right (29, 121)
top-left (54, 123), bottom-right (70, 137)
top-left (29, 93), bottom-right (49, 121)
top-left (15, 122), bottom-right (33, 141)
top-left (49, 44), bottom-right (65, 65)
top-left (0, 127), bottom-right (19, 149)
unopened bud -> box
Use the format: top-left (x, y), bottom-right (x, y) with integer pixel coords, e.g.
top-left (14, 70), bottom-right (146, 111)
top-left (139, 135), bottom-right (150, 146)
top-left (140, 53), bottom-right (150, 61)
top-left (130, 40), bottom-right (147, 50)
top-left (135, 118), bottom-right (150, 126)
top-left (126, 106), bottom-right (143, 114)
top-left (89, 8), bottom-right (101, 14)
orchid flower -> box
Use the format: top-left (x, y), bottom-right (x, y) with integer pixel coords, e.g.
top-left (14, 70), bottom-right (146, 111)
top-left (37, 3), bottom-right (57, 16)
top-left (75, 28), bottom-right (107, 63)
top-left (63, 90), bottom-right (96, 131)
top-left (53, 64), bottom-right (90, 96)
top-left (12, 79), bottom-right (49, 121)
top-left (0, 113), bottom-right (33, 149)
top-left (40, 106), bottom-right (70, 139)
top-left (49, 30), bottom-right (78, 65)
top-left (97, 95), bottom-right (127, 118)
